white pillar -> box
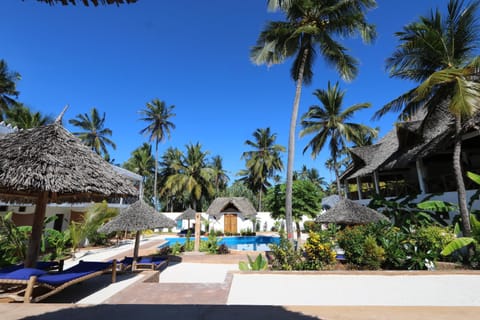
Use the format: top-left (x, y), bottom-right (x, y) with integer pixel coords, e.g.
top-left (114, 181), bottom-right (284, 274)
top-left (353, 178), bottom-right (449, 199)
top-left (356, 177), bottom-right (362, 200)
top-left (373, 171), bottom-right (380, 194)
top-left (416, 159), bottom-right (427, 194)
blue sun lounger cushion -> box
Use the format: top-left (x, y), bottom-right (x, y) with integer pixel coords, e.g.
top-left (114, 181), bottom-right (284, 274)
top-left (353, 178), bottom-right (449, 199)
top-left (0, 268), bottom-right (47, 280)
top-left (36, 261), bottom-right (112, 286)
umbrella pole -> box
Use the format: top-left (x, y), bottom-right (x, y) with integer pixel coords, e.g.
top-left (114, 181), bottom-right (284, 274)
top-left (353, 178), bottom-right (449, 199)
top-left (133, 230), bottom-right (141, 260)
top-left (25, 191), bottom-right (48, 268)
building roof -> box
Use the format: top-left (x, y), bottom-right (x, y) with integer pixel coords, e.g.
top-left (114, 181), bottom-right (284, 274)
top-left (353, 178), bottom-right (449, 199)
top-left (316, 198), bottom-right (388, 225)
top-left (206, 197), bottom-right (257, 220)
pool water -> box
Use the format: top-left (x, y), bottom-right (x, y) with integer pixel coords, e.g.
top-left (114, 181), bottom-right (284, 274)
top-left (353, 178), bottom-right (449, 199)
top-left (162, 235), bottom-right (280, 251)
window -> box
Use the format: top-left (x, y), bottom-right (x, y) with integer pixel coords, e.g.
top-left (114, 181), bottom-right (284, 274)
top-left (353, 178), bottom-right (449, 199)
top-left (18, 206), bottom-right (26, 212)
top-left (0, 206), bottom-right (8, 211)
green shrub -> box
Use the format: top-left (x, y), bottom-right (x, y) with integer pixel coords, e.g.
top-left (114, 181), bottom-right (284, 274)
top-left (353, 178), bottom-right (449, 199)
top-left (268, 231), bottom-right (303, 270)
top-left (362, 235), bottom-right (385, 270)
top-left (302, 231), bottom-right (337, 270)
top-left (303, 220), bottom-right (322, 233)
top-left (239, 254), bottom-right (268, 271)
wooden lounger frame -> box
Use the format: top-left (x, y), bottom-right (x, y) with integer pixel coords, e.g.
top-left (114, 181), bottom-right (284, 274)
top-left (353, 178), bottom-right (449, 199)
top-left (133, 258), bottom-right (168, 271)
top-left (0, 260), bottom-right (117, 303)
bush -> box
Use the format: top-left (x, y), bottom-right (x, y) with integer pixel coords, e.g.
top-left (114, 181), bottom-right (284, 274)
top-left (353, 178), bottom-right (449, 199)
top-left (268, 231), bottom-right (303, 270)
top-left (337, 225), bottom-right (384, 270)
top-left (303, 220), bottom-right (322, 233)
top-left (302, 231), bottom-right (337, 270)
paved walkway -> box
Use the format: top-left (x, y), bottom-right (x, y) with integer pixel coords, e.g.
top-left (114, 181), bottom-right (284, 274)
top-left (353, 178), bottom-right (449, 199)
top-left (2, 236), bottom-right (480, 320)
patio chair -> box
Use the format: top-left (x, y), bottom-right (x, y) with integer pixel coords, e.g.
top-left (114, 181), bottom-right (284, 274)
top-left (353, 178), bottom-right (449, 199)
top-left (0, 260), bottom-right (117, 303)
top-left (134, 256), bottom-right (168, 271)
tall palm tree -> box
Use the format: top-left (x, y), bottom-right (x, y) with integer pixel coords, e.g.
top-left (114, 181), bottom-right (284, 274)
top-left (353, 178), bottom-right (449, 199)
top-left (239, 127), bottom-right (285, 211)
top-left (68, 107), bottom-right (116, 159)
top-left (139, 99), bottom-right (176, 210)
top-left (373, 0), bottom-right (480, 236)
top-left (294, 165), bottom-right (327, 190)
top-left (4, 104), bottom-right (52, 129)
top-left (0, 60), bottom-right (20, 119)
top-left (210, 155), bottom-right (230, 197)
top-left (251, 0), bottom-right (376, 239)
top-left (300, 81), bottom-right (377, 196)
top-left (163, 143), bottom-right (214, 211)
top-left (122, 143), bottom-right (155, 200)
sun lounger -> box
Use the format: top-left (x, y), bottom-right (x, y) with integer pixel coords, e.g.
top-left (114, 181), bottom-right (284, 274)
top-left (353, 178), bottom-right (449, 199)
top-left (0, 260), bottom-right (116, 303)
top-left (118, 256), bottom-right (168, 271)
top-left (0, 260), bottom-right (63, 274)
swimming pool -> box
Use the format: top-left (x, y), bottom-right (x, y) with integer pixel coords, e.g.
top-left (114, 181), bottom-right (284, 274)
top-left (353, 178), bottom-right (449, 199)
top-left (161, 235), bottom-right (280, 251)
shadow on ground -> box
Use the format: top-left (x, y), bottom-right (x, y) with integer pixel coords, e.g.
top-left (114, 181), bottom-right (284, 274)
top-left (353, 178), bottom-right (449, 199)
top-left (19, 304), bottom-right (323, 320)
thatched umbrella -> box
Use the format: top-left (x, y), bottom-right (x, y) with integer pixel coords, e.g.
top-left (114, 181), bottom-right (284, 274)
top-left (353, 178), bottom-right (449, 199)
top-left (175, 207), bottom-right (196, 230)
top-left (0, 109), bottom-right (138, 267)
top-left (316, 199), bottom-right (388, 225)
top-left (98, 200), bottom-right (175, 259)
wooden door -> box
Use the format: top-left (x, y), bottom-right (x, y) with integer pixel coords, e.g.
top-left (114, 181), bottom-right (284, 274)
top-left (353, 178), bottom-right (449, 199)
top-left (224, 214), bottom-right (237, 234)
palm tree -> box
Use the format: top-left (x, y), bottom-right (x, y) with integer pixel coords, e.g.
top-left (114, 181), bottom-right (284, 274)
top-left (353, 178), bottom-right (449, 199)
top-left (239, 127), bottom-right (285, 211)
top-left (251, 0), bottom-right (376, 239)
top-left (0, 60), bottom-right (20, 119)
top-left (373, 0), bottom-right (480, 236)
top-left (68, 107), bottom-right (116, 159)
top-left (4, 104), bottom-right (52, 129)
top-left (122, 143), bottom-right (155, 200)
top-left (300, 81), bottom-right (377, 196)
top-left (163, 143), bottom-right (214, 211)
top-left (158, 147), bottom-right (183, 211)
top-left (210, 155), bottom-right (230, 197)
top-left (139, 99), bottom-right (176, 210)
top-left (294, 165), bottom-right (327, 190)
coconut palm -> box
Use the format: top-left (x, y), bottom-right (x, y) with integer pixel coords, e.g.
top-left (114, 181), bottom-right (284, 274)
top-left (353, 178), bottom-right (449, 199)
top-left (251, 0), bottom-right (376, 238)
top-left (300, 81), bottom-right (377, 196)
top-left (122, 143), bottom-right (155, 200)
top-left (158, 147), bottom-right (183, 211)
top-left (4, 104), bottom-right (52, 129)
top-left (163, 143), bottom-right (214, 211)
top-left (210, 155), bottom-right (230, 197)
top-left (294, 165), bottom-right (327, 190)
top-left (68, 107), bottom-right (116, 159)
top-left (139, 99), bottom-right (176, 210)
top-left (373, 0), bottom-right (480, 236)
top-left (239, 127), bottom-right (285, 211)
top-left (0, 60), bottom-right (20, 119)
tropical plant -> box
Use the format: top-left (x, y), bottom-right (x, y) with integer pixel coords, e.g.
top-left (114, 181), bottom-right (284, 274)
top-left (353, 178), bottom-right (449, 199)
top-left (163, 143), bottom-right (214, 211)
top-left (0, 212), bottom-right (29, 266)
top-left (302, 231), bottom-right (337, 270)
top-left (139, 99), bottom-right (176, 210)
top-left (0, 59), bottom-right (20, 119)
top-left (122, 143), bottom-right (155, 201)
top-left (265, 179), bottom-right (323, 242)
top-left (300, 81), bottom-right (377, 196)
top-left (293, 165), bottom-right (327, 191)
top-left (4, 104), bottom-right (52, 129)
top-left (158, 147), bottom-right (184, 211)
top-left (199, 232), bottom-right (221, 254)
top-left (239, 253), bottom-right (269, 271)
top-left (210, 155), bottom-right (229, 197)
top-left (268, 231), bottom-right (303, 270)
top-left (238, 127), bottom-right (285, 211)
top-left (220, 180), bottom-right (259, 210)
top-left (251, 0), bottom-right (376, 240)
top-left (373, 0), bottom-right (480, 236)
top-left (68, 107), bottom-right (116, 159)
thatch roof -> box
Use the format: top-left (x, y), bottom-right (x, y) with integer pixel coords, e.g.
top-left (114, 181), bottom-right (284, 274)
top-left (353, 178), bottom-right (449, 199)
top-left (316, 199), bottom-right (388, 225)
top-left (176, 207), bottom-right (197, 221)
top-left (98, 200), bottom-right (175, 233)
top-left (0, 122), bottom-right (138, 203)
top-left (206, 197), bottom-right (257, 220)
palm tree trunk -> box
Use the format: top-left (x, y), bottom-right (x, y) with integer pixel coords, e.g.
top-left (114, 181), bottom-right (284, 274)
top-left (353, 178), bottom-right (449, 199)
top-left (333, 156), bottom-right (342, 198)
top-left (453, 115), bottom-right (472, 236)
top-left (258, 188), bottom-right (263, 212)
top-left (154, 141), bottom-right (158, 210)
top-left (286, 47), bottom-right (308, 242)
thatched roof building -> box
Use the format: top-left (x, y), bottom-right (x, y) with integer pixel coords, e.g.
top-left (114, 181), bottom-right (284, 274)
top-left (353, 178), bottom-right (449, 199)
top-left (206, 197), bottom-right (257, 220)
top-left (316, 199), bottom-right (388, 225)
top-left (175, 207), bottom-right (197, 221)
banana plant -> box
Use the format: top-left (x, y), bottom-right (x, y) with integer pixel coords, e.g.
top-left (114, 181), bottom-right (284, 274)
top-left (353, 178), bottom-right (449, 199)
top-left (440, 171), bottom-right (480, 257)
top-left (239, 253), bottom-right (268, 271)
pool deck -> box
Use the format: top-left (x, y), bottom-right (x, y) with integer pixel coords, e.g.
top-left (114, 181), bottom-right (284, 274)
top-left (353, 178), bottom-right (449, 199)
top-left (2, 235), bottom-right (480, 320)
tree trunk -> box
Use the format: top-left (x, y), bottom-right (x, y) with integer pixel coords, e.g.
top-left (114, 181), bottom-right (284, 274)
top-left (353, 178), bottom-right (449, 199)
top-left (285, 47), bottom-right (308, 242)
top-left (453, 115), bottom-right (472, 236)
top-left (295, 221), bottom-right (302, 246)
top-left (25, 192), bottom-right (48, 268)
top-left (154, 141), bottom-right (158, 210)
top-left (333, 156), bottom-right (342, 198)
top-left (258, 188), bottom-right (263, 212)
top-left (133, 230), bottom-right (141, 260)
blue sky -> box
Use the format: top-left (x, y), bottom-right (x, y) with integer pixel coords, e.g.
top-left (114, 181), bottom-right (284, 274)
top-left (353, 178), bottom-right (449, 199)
top-left (1, 0), bottom-right (456, 184)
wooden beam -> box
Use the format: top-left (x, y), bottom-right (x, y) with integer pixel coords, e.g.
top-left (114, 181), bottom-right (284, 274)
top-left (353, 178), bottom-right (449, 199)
top-left (25, 191), bottom-right (48, 268)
